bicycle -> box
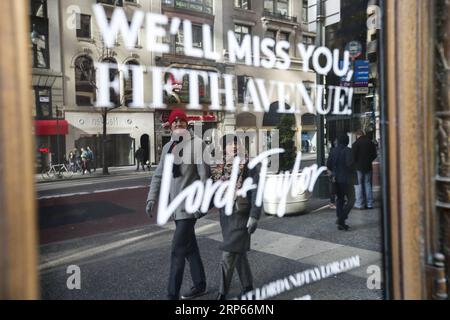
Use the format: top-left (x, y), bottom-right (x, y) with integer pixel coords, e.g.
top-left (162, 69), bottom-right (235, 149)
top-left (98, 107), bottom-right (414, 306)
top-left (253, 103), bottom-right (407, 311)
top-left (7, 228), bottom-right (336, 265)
top-left (41, 163), bottom-right (73, 180)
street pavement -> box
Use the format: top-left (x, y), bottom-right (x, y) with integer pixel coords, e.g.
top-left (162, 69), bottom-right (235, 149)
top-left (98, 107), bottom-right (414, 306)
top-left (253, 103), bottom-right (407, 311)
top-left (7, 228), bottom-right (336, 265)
top-left (37, 170), bottom-right (384, 300)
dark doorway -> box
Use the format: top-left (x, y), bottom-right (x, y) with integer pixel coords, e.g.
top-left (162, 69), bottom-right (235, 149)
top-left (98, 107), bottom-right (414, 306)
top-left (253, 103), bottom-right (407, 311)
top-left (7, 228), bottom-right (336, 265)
top-left (140, 134), bottom-right (150, 164)
top-left (75, 134), bottom-right (135, 167)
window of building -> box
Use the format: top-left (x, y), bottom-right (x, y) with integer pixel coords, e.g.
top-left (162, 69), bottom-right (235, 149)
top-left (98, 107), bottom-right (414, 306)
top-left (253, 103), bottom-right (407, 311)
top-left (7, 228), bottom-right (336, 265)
top-left (30, 0), bottom-right (47, 18)
top-left (163, 0), bottom-right (213, 14)
top-left (234, 0), bottom-right (250, 10)
top-left (264, 0), bottom-right (289, 16)
top-left (76, 14), bottom-right (91, 39)
top-left (237, 75), bottom-right (250, 103)
top-left (163, 70), bottom-right (210, 104)
top-left (302, 0), bottom-right (308, 23)
top-left (34, 87), bottom-right (52, 119)
top-left (265, 29), bottom-right (276, 40)
top-left (30, 0), bottom-right (49, 69)
top-left (102, 57), bottom-right (120, 106)
top-left (175, 24), bottom-right (203, 54)
top-left (280, 31), bottom-right (290, 42)
top-left (124, 60), bottom-right (139, 107)
top-left (302, 35), bottom-right (315, 45)
top-left (74, 55), bottom-right (96, 106)
top-left (234, 24), bottom-right (251, 44)
top-left (97, 0), bottom-right (124, 6)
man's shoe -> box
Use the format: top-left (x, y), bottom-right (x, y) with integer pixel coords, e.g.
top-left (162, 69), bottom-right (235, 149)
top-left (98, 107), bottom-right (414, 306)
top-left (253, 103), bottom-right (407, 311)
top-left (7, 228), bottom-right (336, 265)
top-left (338, 224), bottom-right (350, 231)
top-left (239, 286), bottom-right (254, 299)
top-left (216, 293), bottom-right (226, 300)
top-left (354, 206), bottom-right (364, 210)
top-left (365, 206), bottom-right (374, 210)
top-left (181, 287), bottom-right (207, 300)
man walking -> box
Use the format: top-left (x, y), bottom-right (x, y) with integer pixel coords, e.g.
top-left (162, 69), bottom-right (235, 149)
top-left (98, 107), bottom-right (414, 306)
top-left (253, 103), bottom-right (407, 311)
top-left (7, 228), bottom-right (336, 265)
top-left (135, 146), bottom-right (145, 171)
top-left (327, 134), bottom-right (356, 231)
top-left (145, 109), bottom-right (210, 300)
top-left (352, 129), bottom-right (378, 209)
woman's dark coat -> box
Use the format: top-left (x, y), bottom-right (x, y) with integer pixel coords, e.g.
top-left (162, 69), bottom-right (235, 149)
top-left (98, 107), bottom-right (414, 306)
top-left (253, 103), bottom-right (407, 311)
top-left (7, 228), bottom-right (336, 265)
top-left (219, 164), bottom-right (262, 253)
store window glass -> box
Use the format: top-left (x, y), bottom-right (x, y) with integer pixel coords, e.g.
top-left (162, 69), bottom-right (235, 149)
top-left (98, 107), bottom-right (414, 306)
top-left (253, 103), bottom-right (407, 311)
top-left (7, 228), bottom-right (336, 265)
top-left (33, 0), bottom-right (388, 301)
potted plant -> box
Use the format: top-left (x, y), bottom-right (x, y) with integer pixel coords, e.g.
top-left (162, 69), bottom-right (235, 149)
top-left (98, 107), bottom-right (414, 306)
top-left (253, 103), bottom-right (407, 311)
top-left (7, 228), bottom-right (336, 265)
top-left (263, 114), bottom-right (310, 216)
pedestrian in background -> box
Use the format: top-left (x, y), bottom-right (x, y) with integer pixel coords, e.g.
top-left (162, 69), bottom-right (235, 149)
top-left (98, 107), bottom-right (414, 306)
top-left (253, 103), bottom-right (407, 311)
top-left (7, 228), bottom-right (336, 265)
top-left (145, 109), bottom-right (210, 300)
top-left (74, 148), bottom-right (82, 173)
top-left (328, 137), bottom-right (338, 209)
top-left (86, 146), bottom-right (95, 173)
top-left (80, 147), bottom-right (91, 175)
top-left (211, 134), bottom-right (261, 300)
top-left (327, 134), bottom-right (356, 231)
top-left (135, 146), bottom-right (145, 171)
top-left (68, 151), bottom-right (76, 173)
top-left (352, 129), bottom-right (378, 209)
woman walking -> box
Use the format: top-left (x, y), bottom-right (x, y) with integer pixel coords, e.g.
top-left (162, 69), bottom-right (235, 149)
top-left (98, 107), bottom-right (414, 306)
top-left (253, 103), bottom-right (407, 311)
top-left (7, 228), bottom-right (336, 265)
top-left (212, 134), bottom-right (262, 300)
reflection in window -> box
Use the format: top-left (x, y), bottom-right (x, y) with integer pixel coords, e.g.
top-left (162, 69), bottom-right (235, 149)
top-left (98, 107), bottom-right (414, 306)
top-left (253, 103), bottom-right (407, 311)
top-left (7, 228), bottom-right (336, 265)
top-left (302, 0), bottom-right (308, 23)
top-left (237, 75), bottom-right (250, 103)
top-left (97, 0), bottom-right (124, 6)
top-left (235, 0), bottom-right (250, 10)
top-left (74, 55), bottom-right (96, 106)
top-left (124, 60), bottom-right (139, 107)
top-left (175, 24), bottom-right (203, 54)
top-left (265, 29), bottom-right (276, 40)
top-left (30, 0), bottom-right (47, 18)
top-left (234, 24), bottom-right (251, 44)
top-left (76, 14), bottom-right (91, 39)
top-left (34, 87), bottom-right (52, 119)
top-left (280, 31), bottom-right (290, 42)
top-left (162, 0), bottom-right (213, 14)
top-left (302, 35), bottom-right (315, 45)
top-left (30, 0), bottom-right (49, 69)
top-left (264, 0), bottom-right (289, 16)
top-left (102, 57), bottom-right (120, 106)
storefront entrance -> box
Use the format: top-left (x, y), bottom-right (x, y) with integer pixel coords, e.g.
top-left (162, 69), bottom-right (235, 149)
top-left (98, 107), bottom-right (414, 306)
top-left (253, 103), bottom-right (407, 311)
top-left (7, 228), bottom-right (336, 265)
top-left (74, 134), bottom-right (135, 168)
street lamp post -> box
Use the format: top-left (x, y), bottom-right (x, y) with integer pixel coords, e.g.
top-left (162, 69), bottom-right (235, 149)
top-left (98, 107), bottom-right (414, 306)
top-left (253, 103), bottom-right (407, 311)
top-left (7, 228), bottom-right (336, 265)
top-left (56, 105), bottom-right (60, 164)
top-left (316, 0), bottom-right (326, 168)
top-left (314, 0), bottom-right (328, 198)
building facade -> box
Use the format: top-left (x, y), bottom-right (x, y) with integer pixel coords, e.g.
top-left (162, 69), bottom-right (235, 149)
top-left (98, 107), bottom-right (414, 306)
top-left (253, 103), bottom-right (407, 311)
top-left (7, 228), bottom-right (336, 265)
top-left (59, 0), bottom-right (157, 168)
top-left (31, 0), bottom-right (66, 171)
top-left (221, 0), bottom-right (317, 157)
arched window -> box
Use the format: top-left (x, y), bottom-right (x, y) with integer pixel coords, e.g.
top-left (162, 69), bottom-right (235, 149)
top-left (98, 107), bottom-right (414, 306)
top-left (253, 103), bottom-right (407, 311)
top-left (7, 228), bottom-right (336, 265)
top-left (74, 55), bottom-right (95, 106)
top-left (124, 59), bottom-right (139, 107)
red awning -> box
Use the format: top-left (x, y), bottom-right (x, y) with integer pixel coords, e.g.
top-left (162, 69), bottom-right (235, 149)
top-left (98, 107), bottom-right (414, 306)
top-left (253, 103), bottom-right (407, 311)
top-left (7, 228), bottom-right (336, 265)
top-left (35, 120), bottom-right (69, 136)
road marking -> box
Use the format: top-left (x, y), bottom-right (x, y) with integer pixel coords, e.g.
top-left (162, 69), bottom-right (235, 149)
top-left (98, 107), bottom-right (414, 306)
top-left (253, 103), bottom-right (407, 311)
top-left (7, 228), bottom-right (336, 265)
top-left (39, 215), bottom-right (382, 282)
top-left (37, 185), bottom-right (148, 200)
top-left (165, 218), bottom-right (381, 280)
top-left (39, 228), bottom-right (168, 271)
top-left (36, 174), bottom-right (151, 191)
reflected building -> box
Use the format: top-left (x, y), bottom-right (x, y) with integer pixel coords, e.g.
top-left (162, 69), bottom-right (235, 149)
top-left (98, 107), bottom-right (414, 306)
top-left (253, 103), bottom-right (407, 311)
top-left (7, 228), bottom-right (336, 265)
top-left (30, 0), bottom-right (66, 171)
top-left (220, 0), bottom-right (317, 158)
top-left (58, 0), bottom-right (157, 168)
top-left (324, 0), bottom-right (374, 145)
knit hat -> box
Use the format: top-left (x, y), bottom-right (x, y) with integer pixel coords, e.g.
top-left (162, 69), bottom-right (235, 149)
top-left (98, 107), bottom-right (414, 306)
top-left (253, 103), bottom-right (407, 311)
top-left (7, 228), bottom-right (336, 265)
top-left (168, 109), bottom-right (188, 125)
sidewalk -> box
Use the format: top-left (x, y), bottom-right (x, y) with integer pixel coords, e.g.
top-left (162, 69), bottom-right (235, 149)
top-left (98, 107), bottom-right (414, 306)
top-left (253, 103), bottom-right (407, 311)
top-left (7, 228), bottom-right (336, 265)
top-left (35, 165), bottom-right (156, 184)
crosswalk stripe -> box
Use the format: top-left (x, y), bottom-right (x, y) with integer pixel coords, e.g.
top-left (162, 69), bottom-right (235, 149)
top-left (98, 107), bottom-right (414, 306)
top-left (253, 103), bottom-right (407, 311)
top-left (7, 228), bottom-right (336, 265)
top-left (164, 218), bottom-right (382, 281)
